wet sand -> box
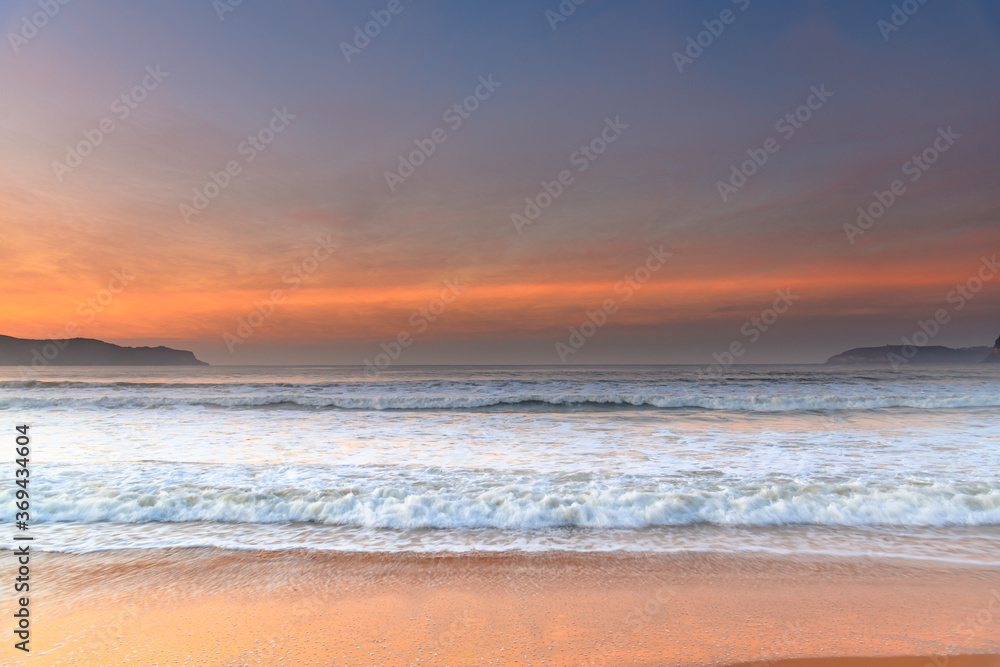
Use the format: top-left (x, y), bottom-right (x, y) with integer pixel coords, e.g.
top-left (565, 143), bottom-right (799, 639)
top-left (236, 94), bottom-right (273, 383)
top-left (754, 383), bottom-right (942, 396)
top-left (5, 549), bottom-right (1000, 666)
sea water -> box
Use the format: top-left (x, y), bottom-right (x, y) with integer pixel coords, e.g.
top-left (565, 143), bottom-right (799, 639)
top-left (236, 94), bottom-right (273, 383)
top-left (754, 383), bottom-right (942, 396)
top-left (2, 364), bottom-right (999, 562)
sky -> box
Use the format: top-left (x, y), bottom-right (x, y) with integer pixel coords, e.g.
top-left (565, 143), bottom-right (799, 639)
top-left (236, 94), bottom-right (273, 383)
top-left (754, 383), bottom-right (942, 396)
top-left (1, 0), bottom-right (999, 365)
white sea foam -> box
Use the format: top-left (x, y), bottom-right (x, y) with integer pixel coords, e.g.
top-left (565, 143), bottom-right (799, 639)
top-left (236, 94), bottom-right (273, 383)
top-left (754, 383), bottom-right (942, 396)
top-left (9, 471), bottom-right (1000, 529)
top-left (3, 364), bottom-right (999, 556)
top-left (8, 523), bottom-right (998, 564)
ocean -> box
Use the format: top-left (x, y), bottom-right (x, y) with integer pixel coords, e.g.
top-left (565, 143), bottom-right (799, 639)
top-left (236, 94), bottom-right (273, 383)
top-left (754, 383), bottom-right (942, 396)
top-left (3, 364), bottom-right (999, 563)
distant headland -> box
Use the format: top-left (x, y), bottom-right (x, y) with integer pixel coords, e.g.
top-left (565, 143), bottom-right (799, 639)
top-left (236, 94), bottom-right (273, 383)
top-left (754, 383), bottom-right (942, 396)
top-left (985, 335), bottom-right (1000, 363)
top-left (0, 335), bottom-right (207, 366)
top-left (827, 334), bottom-right (1000, 365)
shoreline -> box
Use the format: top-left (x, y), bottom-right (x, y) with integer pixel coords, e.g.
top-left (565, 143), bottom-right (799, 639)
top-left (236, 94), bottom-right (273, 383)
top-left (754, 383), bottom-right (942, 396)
top-left (19, 522), bottom-right (1000, 566)
top-left (6, 548), bottom-right (999, 666)
top-left (15, 545), bottom-right (1000, 569)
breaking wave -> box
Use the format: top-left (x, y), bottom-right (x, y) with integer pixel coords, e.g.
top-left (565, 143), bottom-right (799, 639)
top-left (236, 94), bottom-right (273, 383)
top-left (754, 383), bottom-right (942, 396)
top-left (12, 473), bottom-right (1000, 528)
top-left (4, 392), bottom-right (1000, 411)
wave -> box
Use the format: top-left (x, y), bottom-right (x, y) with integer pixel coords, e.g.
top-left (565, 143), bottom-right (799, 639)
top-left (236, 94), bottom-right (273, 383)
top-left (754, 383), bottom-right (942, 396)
top-left (12, 479), bottom-right (1000, 528)
top-left (4, 392), bottom-right (1000, 411)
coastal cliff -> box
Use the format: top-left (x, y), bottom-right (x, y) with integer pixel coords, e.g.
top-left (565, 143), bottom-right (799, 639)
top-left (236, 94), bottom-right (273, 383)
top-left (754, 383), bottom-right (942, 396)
top-left (825, 344), bottom-right (990, 365)
top-left (984, 336), bottom-right (1000, 363)
top-left (0, 335), bottom-right (208, 366)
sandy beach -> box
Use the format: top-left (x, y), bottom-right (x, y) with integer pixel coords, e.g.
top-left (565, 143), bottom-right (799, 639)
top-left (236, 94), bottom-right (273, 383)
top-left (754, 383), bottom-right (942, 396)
top-left (6, 549), bottom-right (999, 666)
